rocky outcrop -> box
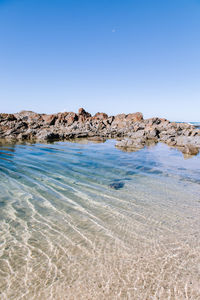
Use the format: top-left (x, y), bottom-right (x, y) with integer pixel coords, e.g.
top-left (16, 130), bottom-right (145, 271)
top-left (116, 118), bottom-right (200, 156)
top-left (0, 109), bottom-right (199, 156)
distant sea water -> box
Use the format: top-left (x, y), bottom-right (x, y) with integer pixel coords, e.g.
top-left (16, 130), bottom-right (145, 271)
top-left (188, 122), bottom-right (200, 129)
top-left (176, 121), bottom-right (200, 129)
top-left (0, 140), bottom-right (200, 299)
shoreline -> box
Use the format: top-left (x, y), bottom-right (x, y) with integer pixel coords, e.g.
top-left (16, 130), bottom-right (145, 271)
top-left (0, 108), bottom-right (200, 155)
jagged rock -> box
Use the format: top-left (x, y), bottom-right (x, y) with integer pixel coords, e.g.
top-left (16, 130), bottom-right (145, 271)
top-left (0, 108), bottom-right (199, 156)
top-left (146, 129), bottom-right (160, 139)
top-left (66, 112), bottom-right (78, 125)
top-left (181, 145), bottom-right (199, 156)
top-left (42, 114), bottom-right (57, 125)
top-left (166, 138), bottom-right (177, 146)
top-left (126, 112), bottom-right (143, 122)
top-left (93, 112), bottom-right (108, 120)
top-left (0, 113), bottom-right (16, 122)
top-left (78, 108), bottom-right (91, 122)
top-left (36, 130), bottom-right (60, 141)
top-left (116, 138), bottom-right (146, 150)
top-left (107, 116), bottom-right (114, 125)
top-left (55, 112), bottom-right (69, 125)
top-left (112, 114), bottom-right (127, 129)
top-left (129, 131), bottom-right (145, 139)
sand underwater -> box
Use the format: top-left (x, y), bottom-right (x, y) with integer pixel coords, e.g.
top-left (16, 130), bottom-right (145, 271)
top-left (0, 140), bottom-right (200, 299)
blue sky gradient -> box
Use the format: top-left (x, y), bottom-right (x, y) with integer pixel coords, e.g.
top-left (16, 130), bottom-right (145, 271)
top-left (0, 0), bottom-right (200, 121)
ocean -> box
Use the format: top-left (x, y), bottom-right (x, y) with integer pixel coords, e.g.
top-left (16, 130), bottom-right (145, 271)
top-left (0, 140), bottom-right (200, 299)
top-left (189, 122), bottom-right (200, 129)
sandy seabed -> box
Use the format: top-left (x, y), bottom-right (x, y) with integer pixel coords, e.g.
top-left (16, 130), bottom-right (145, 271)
top-left (0, 141), bottom-right (200, 299)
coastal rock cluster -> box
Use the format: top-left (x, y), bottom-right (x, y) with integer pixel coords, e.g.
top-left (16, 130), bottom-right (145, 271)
top-left (0, 108), bottom-right (199, 155)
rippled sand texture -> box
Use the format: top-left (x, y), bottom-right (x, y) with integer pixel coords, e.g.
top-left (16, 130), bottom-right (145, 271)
top-left (0, 141), bottom-right (200, 300)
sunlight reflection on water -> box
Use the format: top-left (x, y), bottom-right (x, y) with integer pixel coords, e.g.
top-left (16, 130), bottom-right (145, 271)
top-left (0, 140), bottom-right (200, 299)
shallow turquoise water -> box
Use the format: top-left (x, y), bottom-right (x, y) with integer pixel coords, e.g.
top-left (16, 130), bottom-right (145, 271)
top-left (0, 140), bottom-right (200, 299)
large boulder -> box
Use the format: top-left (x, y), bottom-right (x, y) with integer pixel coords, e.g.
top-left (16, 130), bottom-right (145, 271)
top-left (93, 112), bottom-right (108, 120)
top-left (36, 129), bottom-right (61, 141)
top-left (55, 112), bottom-right (70, 125)
top-left (42, 114), bottom-right (57, 126)
top-left (78, 108), bottom-right (91, 122)
top-left (181, 144), bottom-right (199, 156)
top-left (126, 112), bottom-right (143, 122)
top-left (112, 114), bottom-right (127, 129)
top-left (0, 113), bottom-right (17, 122)
top-left (66, 112), bottom-right (78, 125)
top-left (116, 137), bottom-right (146, 150)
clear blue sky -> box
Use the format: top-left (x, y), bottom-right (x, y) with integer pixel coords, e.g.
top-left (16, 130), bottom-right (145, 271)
top-left (0, 0), bottom-right (200, 121)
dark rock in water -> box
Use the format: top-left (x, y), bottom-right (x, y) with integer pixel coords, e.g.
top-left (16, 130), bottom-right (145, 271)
top-left (109, 182), bottom-right (124, 190)
top-left (126, 170), bottom-right (136, 175)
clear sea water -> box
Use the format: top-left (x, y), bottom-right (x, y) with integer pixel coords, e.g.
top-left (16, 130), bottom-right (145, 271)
top-left (0, 140), bottom-right (200, 299)
top-left (189, 122), bottom-right (200, 129)
top-left (176, 121), bottom-right (200, 129)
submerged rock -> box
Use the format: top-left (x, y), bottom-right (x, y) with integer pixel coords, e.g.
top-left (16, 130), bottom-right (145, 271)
top-left (116, 138), bottom-right (146, 151)
top-left (181, 144), bottom-right (199, 156)
top-left (109, 182), bottom-right (125, 190)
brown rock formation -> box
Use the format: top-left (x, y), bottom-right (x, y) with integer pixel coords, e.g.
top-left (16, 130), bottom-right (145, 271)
top-left (0, 108), bottom-right (199, 156)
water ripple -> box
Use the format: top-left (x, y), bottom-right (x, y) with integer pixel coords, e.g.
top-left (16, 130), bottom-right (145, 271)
top-left (0, 141), bottom-right (200, 299)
